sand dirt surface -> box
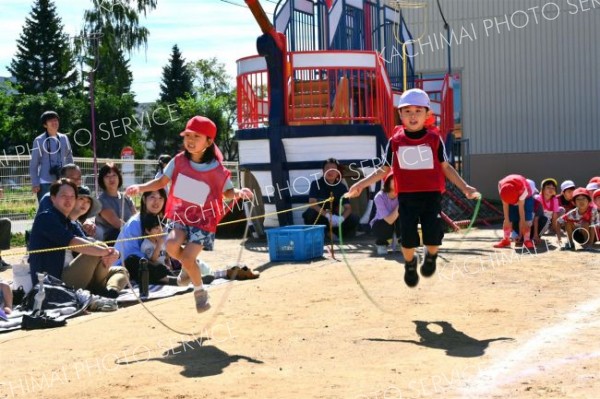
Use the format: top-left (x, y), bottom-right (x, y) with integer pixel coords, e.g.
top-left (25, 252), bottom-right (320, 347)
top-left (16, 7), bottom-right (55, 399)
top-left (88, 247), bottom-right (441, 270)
top-left (1, 227), bottom-right (599, 399)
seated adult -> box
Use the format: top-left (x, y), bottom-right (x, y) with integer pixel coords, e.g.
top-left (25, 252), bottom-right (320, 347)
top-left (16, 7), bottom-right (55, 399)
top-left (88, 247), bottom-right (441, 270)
top-left (37, 163), bottom-right (95, 237)
top-left (28, 179), bottom-right (128, 298)
top-left (114, 189), bottom-right (175, 285)
top-left (302, 158), bottom-right (359, 238)
top-left (95, 163), bottom-right (136, 242)
top-left (0, 186), bottom-right (11, 269)
top-left (70, 188), bottom-right (102, 233)
top-left (370, 173), bottom-right (401, 255)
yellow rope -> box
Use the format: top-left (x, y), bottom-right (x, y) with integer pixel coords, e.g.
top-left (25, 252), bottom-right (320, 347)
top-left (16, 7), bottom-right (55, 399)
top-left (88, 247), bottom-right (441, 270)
top-left (3, 198), bottom-right (334, 257)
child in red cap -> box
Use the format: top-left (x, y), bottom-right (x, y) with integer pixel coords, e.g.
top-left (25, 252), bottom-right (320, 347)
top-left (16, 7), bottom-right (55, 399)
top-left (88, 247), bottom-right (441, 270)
top-left (347, 89), bottom-right (479, 288)
top-left (494, 174), bottom-right (536, 249)
top-left (558, 188), bottom-right (600, 250)
top-left (126, 116), bottom-right (254, 313)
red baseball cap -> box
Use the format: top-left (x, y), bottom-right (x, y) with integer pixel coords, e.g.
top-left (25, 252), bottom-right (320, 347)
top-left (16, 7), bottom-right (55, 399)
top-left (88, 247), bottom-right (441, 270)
top-left (593, 189), bottom-right (600, 200)
top-left (572, 187), bottom-right (591, 201)
top-left (499, 180), bottom-right (520, 204)
top-left (589, 176), bottom-right (600, 185)
top-left (180, 116), bottom-right (216, 140)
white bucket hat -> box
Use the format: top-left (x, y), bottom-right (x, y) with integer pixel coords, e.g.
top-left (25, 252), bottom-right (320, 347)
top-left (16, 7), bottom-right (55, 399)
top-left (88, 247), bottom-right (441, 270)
top-left (397, 88), bottom-right (430, 109)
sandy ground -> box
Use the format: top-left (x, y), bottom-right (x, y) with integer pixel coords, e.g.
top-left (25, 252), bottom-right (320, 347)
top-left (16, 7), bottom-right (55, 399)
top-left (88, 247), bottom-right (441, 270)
top-left (0, 227), bottom-right (599, 399)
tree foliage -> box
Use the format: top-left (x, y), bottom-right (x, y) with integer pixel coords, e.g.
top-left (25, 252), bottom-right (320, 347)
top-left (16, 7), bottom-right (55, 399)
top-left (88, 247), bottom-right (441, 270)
top-left (159, 44), bottom-right (195, 104)
top-left (146, 57), bottom-right (238, 161)
top-left (7, 0), bottom-right (77, 95)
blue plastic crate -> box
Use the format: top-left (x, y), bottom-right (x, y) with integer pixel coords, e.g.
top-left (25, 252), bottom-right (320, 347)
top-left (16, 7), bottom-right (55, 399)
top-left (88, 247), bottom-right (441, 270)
top-left (266, 225), bottom-right (326, 262)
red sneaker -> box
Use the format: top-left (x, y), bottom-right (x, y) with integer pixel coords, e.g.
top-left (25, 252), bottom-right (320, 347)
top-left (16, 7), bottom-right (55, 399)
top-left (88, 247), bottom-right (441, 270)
top-left (493, 238), bottom-right (512, 248)
top-left (524, 240), bottom-right (535, 250)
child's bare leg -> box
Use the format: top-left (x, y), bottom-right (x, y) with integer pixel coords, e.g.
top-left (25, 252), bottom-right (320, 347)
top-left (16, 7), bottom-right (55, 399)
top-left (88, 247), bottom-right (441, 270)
top-left (401, 247), bottom-right (416, 262)
top-left (165, 229), bottom-right (186, 260)
top-left (180, 243), bottom-right (204, 287)
top-left (566, 223), bottom-right (574, 244)
top-left (425, 245), bottom-right (439, 256)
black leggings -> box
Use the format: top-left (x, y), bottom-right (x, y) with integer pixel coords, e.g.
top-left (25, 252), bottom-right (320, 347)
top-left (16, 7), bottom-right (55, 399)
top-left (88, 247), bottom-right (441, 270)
top-left (124, 255), bottom-right (172, 284)
top-left (371, 218), bottom-right (401, 246)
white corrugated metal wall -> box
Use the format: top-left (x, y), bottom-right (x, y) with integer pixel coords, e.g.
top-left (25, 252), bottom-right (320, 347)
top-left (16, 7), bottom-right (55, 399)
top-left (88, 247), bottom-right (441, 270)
top-left (398, 0), bottom-right (600, 155)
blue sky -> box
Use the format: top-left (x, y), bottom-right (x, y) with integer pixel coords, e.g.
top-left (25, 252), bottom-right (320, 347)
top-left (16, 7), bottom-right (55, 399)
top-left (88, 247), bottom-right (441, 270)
top-left (0, 0), bottom-right (277, 103)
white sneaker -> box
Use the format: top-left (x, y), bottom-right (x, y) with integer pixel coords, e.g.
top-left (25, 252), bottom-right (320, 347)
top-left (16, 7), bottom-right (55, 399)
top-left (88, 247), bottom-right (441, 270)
top-left (376, 245), bottom-right (388, 256)
top-left (177, 260), bottom-right (212, 286)
top-left (176, 268), bottom-right (190, 286)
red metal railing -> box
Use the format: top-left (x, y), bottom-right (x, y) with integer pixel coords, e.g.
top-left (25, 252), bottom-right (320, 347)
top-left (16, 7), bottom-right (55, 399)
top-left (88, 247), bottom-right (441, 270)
top-left (236, 50), bottom-right (394, 135)
top-left (412, 75), bottom-right (454, 140)
top-left (236, 55), bottom-right (269, 129)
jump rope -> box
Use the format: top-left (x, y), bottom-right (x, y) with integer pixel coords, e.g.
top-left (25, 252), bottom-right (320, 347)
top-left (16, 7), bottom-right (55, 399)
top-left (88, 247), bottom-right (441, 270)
top-left (335, 193), bottom-right (483, 314)
top-left (2, 197), bottom-right (332, 337)
top-left (3, 180), bottom-right (482, 334)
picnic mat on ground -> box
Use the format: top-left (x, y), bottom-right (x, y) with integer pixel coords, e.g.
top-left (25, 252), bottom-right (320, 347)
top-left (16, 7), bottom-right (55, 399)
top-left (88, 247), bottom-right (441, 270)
top-left (116, 278), bottom-right (230, 304)
top-left (0, 305), bottom-right (89, 334)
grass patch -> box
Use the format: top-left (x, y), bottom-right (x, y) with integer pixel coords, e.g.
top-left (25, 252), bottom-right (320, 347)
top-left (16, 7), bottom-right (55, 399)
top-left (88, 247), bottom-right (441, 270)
top-left (10, 232), bottom-right (26, 248)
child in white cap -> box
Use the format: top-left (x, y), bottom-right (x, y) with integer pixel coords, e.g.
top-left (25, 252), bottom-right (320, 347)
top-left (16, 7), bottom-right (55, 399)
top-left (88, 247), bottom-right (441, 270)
top-left (347, 89), bottom-right (479, 287)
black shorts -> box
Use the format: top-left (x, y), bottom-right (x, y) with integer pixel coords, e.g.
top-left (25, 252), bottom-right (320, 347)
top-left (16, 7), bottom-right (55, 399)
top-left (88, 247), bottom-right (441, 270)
top-left (398, 192), bottom-right (444, 248)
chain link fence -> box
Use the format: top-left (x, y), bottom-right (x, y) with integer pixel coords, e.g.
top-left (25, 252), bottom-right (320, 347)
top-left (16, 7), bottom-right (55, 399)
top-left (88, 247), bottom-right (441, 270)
top-left (0, 155), bottom-right (240, 232)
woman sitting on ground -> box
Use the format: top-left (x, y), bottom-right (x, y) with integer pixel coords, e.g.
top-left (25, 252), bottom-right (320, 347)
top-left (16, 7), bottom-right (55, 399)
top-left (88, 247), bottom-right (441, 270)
top-left (95, 163), bottom-right (136, 242)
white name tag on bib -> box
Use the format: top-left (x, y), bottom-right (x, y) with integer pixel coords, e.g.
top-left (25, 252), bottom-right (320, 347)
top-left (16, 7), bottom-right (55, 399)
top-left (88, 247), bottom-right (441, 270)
top-left (397, 145), bottom-right (434, 170)
top-left (173, 174), bottom-right (210, 206)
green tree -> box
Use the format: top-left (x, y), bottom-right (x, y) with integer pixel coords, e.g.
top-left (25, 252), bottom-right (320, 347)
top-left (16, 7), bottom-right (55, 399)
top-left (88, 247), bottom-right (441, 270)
top-left (159, 44), bottom-right (195, 103)
top-left (94, 42), bottom-right (133, 94)
top-left (8, 0), bottom-right (77, 94)
top-left (78, 0), bottom-right (158, 65)
top-left (192, 58), bottom-right (237, 160)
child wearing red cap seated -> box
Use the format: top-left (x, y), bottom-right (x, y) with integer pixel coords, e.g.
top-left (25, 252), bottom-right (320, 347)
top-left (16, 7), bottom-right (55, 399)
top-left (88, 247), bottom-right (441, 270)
top-left (537, 178), bottom-right (562, 244)
top-left (126, 116), bottom-right (254, 313)
top-left (347, 89), bottom-right (480, 288)
top-left (494, 174), bottom-right (535, 250)
top-left (558, 188), bottom-right (600, 251)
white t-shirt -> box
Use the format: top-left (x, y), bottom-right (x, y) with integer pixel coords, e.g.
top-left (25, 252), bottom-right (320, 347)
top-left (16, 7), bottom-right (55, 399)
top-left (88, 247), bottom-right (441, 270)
top-left (140, 238), bottom-right (167, 265)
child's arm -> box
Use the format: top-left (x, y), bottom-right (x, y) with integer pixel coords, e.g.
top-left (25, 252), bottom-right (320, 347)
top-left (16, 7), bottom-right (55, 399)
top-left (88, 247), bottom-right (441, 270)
top-left (346, 166), bottom-right (391, 198)
top-left (502, 201), bottom-right (511, 230)
top-left (441, 162), bottom-right (480, 199)
top-left (533, 215), bottom-right (541, 242)
top-left (551, 212), bottom-right (562, 243)
top-left (98, 208), bottom-right (125, 230)
top-left (224, 187), bottom-right (254, 201)
top-left (517, 199), bottom-right (528, 235)
top-left (125, 175), bottom-right (170, 196)
top-left (149, 241), bottom-right (162, 263)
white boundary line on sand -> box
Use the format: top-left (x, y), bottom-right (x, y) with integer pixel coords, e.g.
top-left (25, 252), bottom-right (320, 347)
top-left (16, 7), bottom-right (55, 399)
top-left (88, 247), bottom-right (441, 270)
top-left (459, 294), bottom-right (600, 397)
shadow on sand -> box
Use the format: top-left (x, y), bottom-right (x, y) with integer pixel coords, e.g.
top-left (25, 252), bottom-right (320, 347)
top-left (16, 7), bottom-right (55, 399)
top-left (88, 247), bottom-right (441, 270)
top-left (367, 320), bottom-right (513, 358)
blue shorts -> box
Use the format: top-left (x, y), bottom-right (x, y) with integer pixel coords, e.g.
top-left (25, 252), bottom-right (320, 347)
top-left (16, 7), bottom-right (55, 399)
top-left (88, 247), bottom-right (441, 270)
top-left (508, 197), bottom-right (534, 223)
top-left (171, 223), bottom-right (215, 251)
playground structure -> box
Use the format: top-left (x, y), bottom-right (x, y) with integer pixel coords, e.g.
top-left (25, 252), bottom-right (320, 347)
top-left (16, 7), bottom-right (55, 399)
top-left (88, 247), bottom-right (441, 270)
top-left (236, 0), bottom-right (500, 230)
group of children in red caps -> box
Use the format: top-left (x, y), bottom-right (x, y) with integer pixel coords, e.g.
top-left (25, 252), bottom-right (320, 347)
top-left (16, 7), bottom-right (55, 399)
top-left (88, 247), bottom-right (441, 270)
top-left (494, 174), bottom-right (600, 251)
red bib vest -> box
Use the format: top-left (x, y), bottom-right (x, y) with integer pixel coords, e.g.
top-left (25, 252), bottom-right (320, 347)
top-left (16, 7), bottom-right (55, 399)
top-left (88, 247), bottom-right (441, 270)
top-left (390, 126), bottom-right (446, 193)
top-left (165, 152), bottom-right (231, 232)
